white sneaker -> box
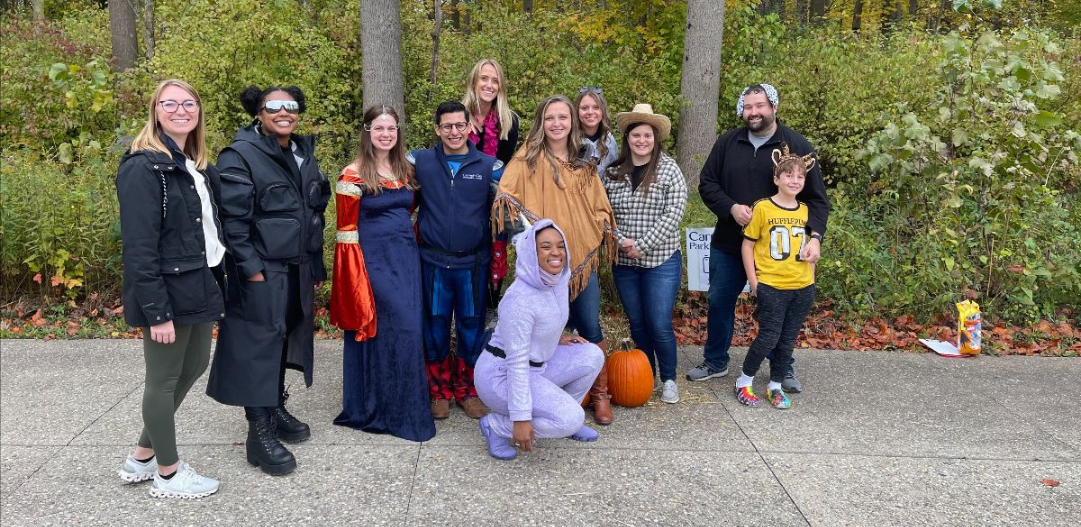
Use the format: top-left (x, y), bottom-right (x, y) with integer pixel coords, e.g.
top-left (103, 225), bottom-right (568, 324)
top-left (149, 462), bottom-right (219, 499)
top-left (118, 454), bottom-right (157, 483)
top-left (661, 380), bottom-right (680, 404)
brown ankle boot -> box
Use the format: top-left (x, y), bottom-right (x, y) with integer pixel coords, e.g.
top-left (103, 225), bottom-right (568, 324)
top-left (590, 362), bottom-right (613, 425)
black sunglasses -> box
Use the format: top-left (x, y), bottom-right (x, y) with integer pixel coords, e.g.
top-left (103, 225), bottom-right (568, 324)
top-left (262, 100), bottom-right (300, 114)
top-left (578, 86), bottom-right (603, 95)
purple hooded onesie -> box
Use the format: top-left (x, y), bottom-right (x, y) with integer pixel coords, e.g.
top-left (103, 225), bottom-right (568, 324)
top-left (475, 219), bottom-right (605, 439)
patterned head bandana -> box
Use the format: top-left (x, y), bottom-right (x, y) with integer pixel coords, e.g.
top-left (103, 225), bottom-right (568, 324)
top-left (735, 84), bottom-right (779, 116)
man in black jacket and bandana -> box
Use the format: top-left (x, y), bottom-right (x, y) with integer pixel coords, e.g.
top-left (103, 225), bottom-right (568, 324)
top-left (688, 84), bottom-right (830, 394)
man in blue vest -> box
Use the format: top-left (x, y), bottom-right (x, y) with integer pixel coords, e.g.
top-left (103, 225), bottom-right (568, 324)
top-left (409, 101), bottom-right (504, 420)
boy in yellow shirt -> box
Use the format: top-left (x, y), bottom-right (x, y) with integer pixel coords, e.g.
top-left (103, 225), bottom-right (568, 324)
top-left (737, 145), bottom-right (820, 409)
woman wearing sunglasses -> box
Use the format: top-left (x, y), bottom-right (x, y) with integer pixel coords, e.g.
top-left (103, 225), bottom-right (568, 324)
top-left (575, 87), bottom-right (618, 175)
top-left (207, 85), bottom-right (331, 476)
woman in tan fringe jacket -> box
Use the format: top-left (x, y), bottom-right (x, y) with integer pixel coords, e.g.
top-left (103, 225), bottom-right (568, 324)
top-left (491, 94), bottom-right (618, 425)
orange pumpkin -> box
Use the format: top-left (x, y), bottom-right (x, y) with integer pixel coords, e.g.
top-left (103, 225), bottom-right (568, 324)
top-left (605, 342), bottom-right (653, 407)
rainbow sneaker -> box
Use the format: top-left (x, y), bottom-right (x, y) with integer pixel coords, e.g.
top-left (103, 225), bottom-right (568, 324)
top-left (734, 385), bottom-right (760, 406)
top-left (767, 388), bottom-right (791, 409)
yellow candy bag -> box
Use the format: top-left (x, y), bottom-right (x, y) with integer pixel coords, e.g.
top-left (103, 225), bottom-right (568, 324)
top-left (957, 300), bottom-right (981, 355)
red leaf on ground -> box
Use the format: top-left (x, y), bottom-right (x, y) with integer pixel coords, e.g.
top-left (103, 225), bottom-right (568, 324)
top-left (1041, 478), bottom-right (1060, 487)
top-left (42, 334), bottom-right (55, 341)
top-left (1007, 263), bottom-right (1024, 274)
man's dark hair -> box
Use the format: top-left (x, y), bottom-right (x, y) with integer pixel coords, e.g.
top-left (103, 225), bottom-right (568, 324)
top-left (435, 101), bottom-right (468, 124)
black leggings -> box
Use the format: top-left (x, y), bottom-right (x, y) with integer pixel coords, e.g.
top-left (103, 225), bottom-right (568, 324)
top-left (742, 284), bottom-right (815, 383)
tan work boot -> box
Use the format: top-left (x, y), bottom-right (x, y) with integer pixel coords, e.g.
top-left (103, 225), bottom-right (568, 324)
top-left (458, 397), bottom-right (488, 419)
top-left (432, 399), bottom-right (450, 420)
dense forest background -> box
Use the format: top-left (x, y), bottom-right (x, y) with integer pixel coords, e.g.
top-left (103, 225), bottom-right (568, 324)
top-left (1, 0), bottom-right (1079, 346)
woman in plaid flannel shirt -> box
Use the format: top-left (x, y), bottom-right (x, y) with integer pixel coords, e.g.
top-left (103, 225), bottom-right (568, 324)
top-left (603, 104), bottom-right (688, 404)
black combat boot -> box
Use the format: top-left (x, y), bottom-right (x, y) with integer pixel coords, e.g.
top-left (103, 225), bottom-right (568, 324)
top-left (274, 393), bottom-right (311, 443)
top-left (245, 411), bottom-right (297, 476)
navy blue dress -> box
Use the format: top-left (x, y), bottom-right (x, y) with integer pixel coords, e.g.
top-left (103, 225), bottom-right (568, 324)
top-left (334, 185), bottom-right (436, 442)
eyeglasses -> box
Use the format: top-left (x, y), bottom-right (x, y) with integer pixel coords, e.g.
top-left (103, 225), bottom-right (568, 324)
top-left (364, 124), bottom-right (399, 133)
top-left (262, 100), bottom-right (300, 114)
top-left (578, 86), bottom-right (603, 95)
top-left (438, 122), bottom-right (468, 133)
top-left (159, 100), bottom-right (199, 113)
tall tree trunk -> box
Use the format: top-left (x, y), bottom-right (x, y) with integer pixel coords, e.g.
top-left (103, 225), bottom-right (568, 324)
top-left (109, 0), bottom-right (139, 71)
top-left (795, 0), bottom-right (809, 25)
top-left (851, 0), bottom-right (863, 31)
top-left (524, 0), bottom-right (533, 14)
top-left (142, 0), bottom-right (155, 61)
top-left (360, 0), bottom-right (405, 113)
top-left (32, 0), bottom-right (44, 20)
top-left (675, 0), bottom-right (725, 187)
top-left (909, 0), bottom-right (919, 15)
top-left (809, 0), bottom-right (826, 22)
top-left (430, 0), bottom-right (442, 100)
top-left (449, 0), bottom-right (459, 30)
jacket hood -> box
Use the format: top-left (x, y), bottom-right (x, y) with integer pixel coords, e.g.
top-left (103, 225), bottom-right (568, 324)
top-left (232, 122), bottom-right (314, 157)
top-left (120, 147), bottom-right (176, 167)
top-left (513, 218), bottom-right (570, 291)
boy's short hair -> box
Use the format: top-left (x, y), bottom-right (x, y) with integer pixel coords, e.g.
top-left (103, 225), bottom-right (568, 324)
top-left (773, 157), bottom-right (808, 178)
top-left (435, 101), bottom-right (468, 124)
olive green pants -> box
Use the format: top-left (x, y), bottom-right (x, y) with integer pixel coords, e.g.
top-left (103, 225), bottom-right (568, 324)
top-left (136, 322), bottom-right (213, 466)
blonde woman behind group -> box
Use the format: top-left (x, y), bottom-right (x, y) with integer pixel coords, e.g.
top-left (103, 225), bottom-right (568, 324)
top-left (463, 58), bottom-right (521, 309)
top-left (492, 94), bottom-right (618, 425)
top-left (116, 79), bottom-right (224, 498)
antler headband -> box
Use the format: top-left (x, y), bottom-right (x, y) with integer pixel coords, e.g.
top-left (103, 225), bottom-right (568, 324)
top-left (771, 143), bottom-right (817, 171)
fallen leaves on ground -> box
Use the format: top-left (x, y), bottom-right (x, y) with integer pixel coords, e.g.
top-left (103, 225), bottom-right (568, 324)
top-left (1041, 478), bottom-right (1061, 487)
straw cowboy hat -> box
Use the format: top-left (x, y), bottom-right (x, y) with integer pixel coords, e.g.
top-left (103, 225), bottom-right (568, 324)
top-left (615, 104), bottom-right (671, 141)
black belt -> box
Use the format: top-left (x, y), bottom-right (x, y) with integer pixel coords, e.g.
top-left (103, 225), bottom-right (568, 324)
top-left (485, 344), bottom-right (544, 368)
top-left (419, 241), bottom-right (487, 258)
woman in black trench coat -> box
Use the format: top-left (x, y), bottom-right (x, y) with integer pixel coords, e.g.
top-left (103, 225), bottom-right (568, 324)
top-left (207, 85), bottom-right (330, 476)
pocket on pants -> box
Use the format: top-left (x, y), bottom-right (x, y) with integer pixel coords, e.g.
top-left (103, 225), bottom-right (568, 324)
top-left (240, 278), bottom-right (277, 325)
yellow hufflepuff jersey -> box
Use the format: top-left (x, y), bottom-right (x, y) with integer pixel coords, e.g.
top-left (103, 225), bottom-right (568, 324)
top-left (743, 198), bottom-right (814, 290)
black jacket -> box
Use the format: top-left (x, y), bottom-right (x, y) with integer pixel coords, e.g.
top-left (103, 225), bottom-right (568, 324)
top-left (215, 124), bottom-right (330, 280)
top-left (474, 113), bottom-right (520, 165)
top-left (116, 148), bottom-right (226, 328)
top-left (698, 122), bottom-right (830, 254)
top-left (207, 124), bottom-right (330, 406)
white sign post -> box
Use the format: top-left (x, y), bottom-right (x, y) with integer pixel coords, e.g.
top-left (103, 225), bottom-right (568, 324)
top-left (685, 227), bottom-right (750, 293)
top-left (685, 227), bottom-right (714, 292)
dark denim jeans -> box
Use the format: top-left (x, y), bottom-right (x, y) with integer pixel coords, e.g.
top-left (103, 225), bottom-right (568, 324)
top-left (568, 272), bottom-right (603, 344)
top-left (612, 252), bottom-right (683, 382)
top-left (702, 248), bottom-right (794, 374)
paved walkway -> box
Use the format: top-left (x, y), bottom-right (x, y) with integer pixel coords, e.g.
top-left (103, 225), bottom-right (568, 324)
top-left (0, 339), bottom-right (1077, 526)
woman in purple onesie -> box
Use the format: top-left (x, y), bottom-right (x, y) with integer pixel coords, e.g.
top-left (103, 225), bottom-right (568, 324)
top-left (475, 219), bottom-right (605, 460)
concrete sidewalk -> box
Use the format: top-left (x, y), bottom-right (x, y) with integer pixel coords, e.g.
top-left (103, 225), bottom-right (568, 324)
top-left (0, 339), bottom-right (1077, 526)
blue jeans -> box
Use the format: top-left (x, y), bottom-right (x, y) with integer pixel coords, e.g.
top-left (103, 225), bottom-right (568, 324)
top-left (702, 248), bottom-right (794, 373)
top-left (612, 252), bottom-right (682, 382)
top-left (568, 272), bottom-right (603, 344)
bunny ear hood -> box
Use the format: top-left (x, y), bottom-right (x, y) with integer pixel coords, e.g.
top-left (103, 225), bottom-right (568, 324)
top-left (513, 219), bottom-right (571, 291)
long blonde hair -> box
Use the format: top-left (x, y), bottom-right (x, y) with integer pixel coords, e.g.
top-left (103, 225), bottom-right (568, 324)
top-left (130, 79), bottom-right (208, 170)
top-left (353, 104), bottom-right (415, 194)
top-left (519, 95), bottom-right (583, 189)
top-left (462, 58), bottom-right (515, 141)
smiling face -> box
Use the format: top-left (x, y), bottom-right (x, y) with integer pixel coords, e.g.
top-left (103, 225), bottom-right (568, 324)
top-left (535, 227), bottom-right (566, 275)
top-left (543, 101), bottom-right (573, 146)
top-left (774, 165), bottom-right (806, 200)
top-left (626, 123), bottom-right (655, 163)
top-left (435, 110), bottom-right (469, 155)
top-left (368, 113), bottom-right (399, 154)
top-left (258, 90), bottom-right (299, 139)
top-left (475, 64), bottom-right (500, 105)
top-left (156, 85), bottom-right (200, 145)
top-left (578, 94), bottom-right (602, 136)
top-left (741, 91), bottom-right (777, 135)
